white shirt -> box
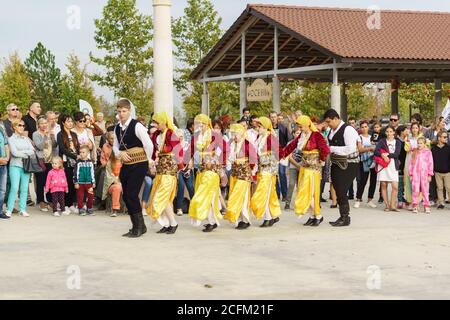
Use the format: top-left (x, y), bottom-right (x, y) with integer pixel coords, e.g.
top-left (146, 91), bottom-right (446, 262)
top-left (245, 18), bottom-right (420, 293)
top-left (328, 121), bottom-right (359, 156)
top-left (113, 116), bottom-right (154, 163)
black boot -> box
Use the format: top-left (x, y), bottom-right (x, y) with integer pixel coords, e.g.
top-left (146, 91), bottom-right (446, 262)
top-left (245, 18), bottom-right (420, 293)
top-left (202, 224), bottom-right (217, 232)
top-left (122, 214), bottom-right (136, 237)
top-left (303, 217), bottom-right (316, 226)
top-left (236, 221), bottom-right (247, 230)
top-left (260, 220), bottom-right (271, 228)
top-left (157, 226), bottom-right (169, 234)
top-left (129, 214), bottom-right (146, 238)
top-left (329, 217), bottom-right (343, 226)
top-left (311, 217), bottom-right (324, 227)
top-left (166, 225), bottom-right (178, 234)
top-left (331, 216), bottom-right (351, 227)
top-left (273, 217), bottom-right (280, 225)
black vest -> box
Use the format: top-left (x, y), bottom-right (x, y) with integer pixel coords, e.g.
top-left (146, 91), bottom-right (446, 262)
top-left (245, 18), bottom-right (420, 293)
top-left (115, 119), bottom-right (143, 151)
top-left (329, 123), bottom-right (347, 147)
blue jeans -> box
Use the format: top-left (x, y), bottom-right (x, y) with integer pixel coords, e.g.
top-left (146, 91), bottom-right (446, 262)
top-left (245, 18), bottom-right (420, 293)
top-left (276, 164), bottom-right (288, 199)
top-left (0, 165), bottom-right (7, 211)
top-left (176, 170), bottom-right (195, 210)
top-left (398, 175), bottom-right (405, 203)
top-left (141, 176), bottom-right (153, 204)
top-left (7, 166), bottom-right (30, 212)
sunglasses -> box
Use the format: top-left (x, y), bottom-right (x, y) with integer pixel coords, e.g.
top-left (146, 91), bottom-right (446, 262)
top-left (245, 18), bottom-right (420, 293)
top-left (390, 119), bottom-right (399, 122)
top-left (10, 108), bottom-right (19, 111)
top-left (78, 120), bottom-right (86, 123)
top-left (17, 124), bottom-right (25, 128)
top-left (441, 136), bottom-right (448, 139)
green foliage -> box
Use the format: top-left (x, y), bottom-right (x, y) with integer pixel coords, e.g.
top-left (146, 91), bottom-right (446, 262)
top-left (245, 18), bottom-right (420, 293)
top-left (0, 52), bottom-right (32, 115)
top-left (24, 42), bottom-right (62, 110)
top-left (90, 0), bottom-right (153, 104)
top-left (59, 54), bottom-right (99, 115)
top-left (173, 0), bottom-right (237, 120)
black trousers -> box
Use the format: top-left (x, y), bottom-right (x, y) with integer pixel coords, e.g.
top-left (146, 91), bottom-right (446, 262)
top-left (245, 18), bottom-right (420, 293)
top-left (356, 164), bottom-right (377, 200)
top-left (64, 165), bottom-right (76, 207)
top-left (331, 163), bottom-right (359, 219)
top-left (35, 163), bottom-right (53, 203)
top-left (120, 161), bottom-right (148, 216)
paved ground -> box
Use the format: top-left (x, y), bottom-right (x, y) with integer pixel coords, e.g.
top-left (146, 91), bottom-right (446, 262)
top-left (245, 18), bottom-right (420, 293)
top-left (1, 202), bottom-right (450, 300)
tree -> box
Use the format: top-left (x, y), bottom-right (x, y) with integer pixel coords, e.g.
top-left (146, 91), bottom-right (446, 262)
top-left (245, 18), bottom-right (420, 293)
top-left (24, 42), bottom-right (62, 110)
top-left (173, 0), bottom-right (238, 118)
top-left (0, 52), bottom-right (32, 114)
top-left (90, 0), bottom-right (153, 102)
top-left (59, 54), bottom-right (99, 115)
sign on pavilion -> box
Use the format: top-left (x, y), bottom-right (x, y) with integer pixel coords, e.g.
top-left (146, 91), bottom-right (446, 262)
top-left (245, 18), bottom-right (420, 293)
top-left (247, 79), bottom-right (273, 102)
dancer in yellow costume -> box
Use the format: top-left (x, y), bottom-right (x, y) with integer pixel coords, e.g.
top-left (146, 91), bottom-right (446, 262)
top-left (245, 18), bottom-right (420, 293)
top-left (188, 114), bottom-right (227, 233)
top-left (251, 117), bottom-right (282, 227)
top-left (282, 116), bottom-right (330, 227)
top-left (147, 112), bottom-right (184, 235)
top-left (224, 124), bottom-right (257, 230)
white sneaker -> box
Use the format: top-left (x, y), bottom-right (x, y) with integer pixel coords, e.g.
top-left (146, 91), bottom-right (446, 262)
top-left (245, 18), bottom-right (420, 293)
top-left (367, 200), bottom-right (377, 208)
top-left (110, 213), bottom-right (118, 218)
top-left (353, 201), bottom-right (360, 209)
top-left (63, 208), bottom-right (71, 216)
top-left (142, 208), bottom-right (148, 216)
top-left (40, 207), bottom-right (49, 212)
top-left (20, 211), bottom-right (30, 217)
top-left (176, 209), bottom-right (183, 216)
top-left (53, 212), bottom-right (61, 217)
top-left (5, 211), bottom-right (12, 218)
top-left (69, 206), bottom-right (77, 213)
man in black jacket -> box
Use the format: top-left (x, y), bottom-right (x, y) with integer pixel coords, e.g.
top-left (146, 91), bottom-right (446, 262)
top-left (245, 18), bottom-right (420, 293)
top-left (270, 111), bottom-right (289, 202)
top-left (432, 131), bottom-right (450, 209)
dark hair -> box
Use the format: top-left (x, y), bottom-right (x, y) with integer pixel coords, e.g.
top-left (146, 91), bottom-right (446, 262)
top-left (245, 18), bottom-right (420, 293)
top-left (58, 114), bottom-right (79, 152)
top-left (250, 115), bottom-right (258, 121)
top-left (411, 113), bottom-right (423, 125)
top-left (322, 109), bottom-right (340, 120)
top-left (73, 112), bottom-right (85, 122)
top-left (310, 115), bottom-right (320, 124)
top-left (438, 130), bottom-right (448, 139)
top-left (410, 122), bottom-right (420, 131)
top-left (396, 125), bottom-right (407, 136)
top-left (212, 119), bottom-right (223, 131)
top-left (243, 107), bottom-right (250, 114)
top-left (269, 111), bottom-right (278, 117)
top-left (359, 120), bottom-right (369, 127)
top-left (385, 126), bottom-right (396, 135)
top-left (186, 118), bottom-right (194, 130)
top-left (348, 116), bottom-right (356, 122)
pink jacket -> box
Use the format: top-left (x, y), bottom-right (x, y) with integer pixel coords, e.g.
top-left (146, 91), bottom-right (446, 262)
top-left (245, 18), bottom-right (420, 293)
top-left (409, 148), bottom-right (434, 179)
top-left (45, 168), bottom-right (69, 193)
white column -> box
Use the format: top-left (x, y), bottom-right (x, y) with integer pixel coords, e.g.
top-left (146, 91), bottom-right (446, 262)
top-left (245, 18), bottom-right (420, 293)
top-left (240, 32), bottom-right (246, 116)
top-left (153, 0), bottom-right (173, 119)
top-left (240, 80), bottom-right (247, 116)
top-left (331, 62), bottom-right (341, 116)
top-left (273, 77), bottom-right (281, 113)
top-left (273, 27), bottom-right (280, 113)
top-left (435, 78), bottom-right (443, 120)
top-left (201, 80), bottom-right (209, 116)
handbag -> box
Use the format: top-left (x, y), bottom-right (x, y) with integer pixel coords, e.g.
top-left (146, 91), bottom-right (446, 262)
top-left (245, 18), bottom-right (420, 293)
top-left (23, 153), bottom-right (45, 173)
top-left (374, 148), bottom-right (390, 173)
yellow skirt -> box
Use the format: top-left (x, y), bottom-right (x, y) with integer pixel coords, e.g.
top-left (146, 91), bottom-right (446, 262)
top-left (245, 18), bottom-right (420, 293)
top-left (189, 170), bottom-right (221, 223)
top-left (251, 172), bottom-right (281, 220)
top-left (224, 176), bottom-right (251, 224)
top-left (294, 167), bottom-right (321, 216)
top-left (147, 174), bottom-right (177, 221)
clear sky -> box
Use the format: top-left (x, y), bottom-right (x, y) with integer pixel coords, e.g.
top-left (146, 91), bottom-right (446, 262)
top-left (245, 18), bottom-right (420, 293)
top-left (1, 0), bottom-right (449, 107)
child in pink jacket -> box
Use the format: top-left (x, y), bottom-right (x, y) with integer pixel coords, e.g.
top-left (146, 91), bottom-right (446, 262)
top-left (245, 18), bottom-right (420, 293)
top-left (409, 137), bottom-right (434, 214)
top-left (45, 157), bottom-right (69, 217)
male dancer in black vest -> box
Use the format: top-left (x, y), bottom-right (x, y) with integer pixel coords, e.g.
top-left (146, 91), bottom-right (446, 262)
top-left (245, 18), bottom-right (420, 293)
top-left (113, 99), bottom-right (154, 238)
top-left (322, 109), bottom-right (359, 227)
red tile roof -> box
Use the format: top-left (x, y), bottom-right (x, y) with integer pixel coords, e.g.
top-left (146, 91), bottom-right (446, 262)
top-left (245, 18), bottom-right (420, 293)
top-left (249, 4), bottom-right (450, 61)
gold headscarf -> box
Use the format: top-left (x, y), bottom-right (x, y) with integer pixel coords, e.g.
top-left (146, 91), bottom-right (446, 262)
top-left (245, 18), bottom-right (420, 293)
top-left (296, 115), bottom-right (318, 132)
top-left (230, 123), bottom-right (246, 135)
top-left (257, 117), bottom-right (273, 133)
top-left (195, 114), bottom-right (212, 129)
top-left (153, 112), bottom-right (175, 131)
